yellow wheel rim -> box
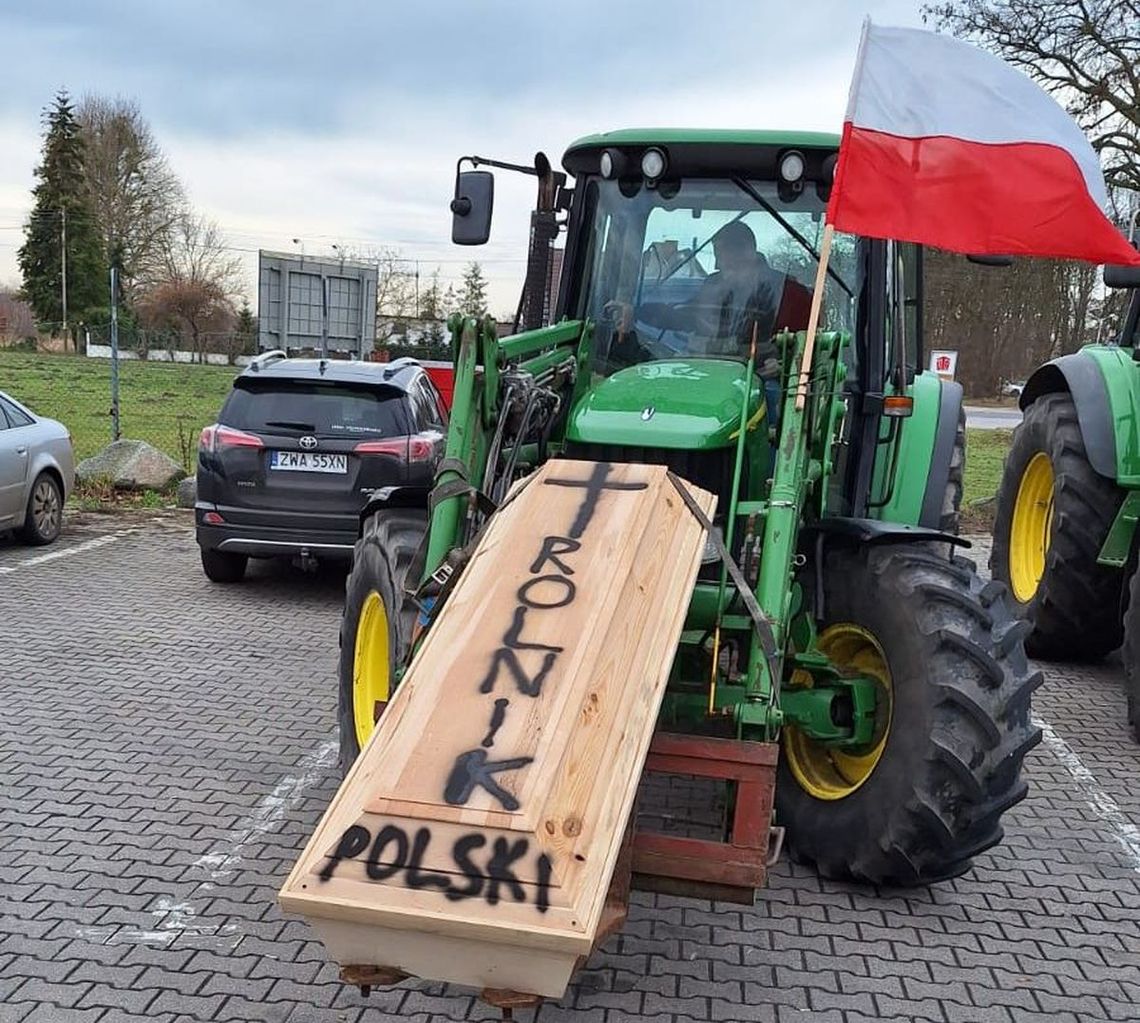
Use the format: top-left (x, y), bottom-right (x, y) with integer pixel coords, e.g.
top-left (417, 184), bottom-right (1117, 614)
top-left (784, 624), bottom-right (893, 801)
top-left (353, 591), bottom-right (391, 750)
top-left (1009, 451), bottom-right (1054, 603)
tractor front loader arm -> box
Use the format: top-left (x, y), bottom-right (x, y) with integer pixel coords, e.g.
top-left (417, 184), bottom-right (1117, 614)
top-left (422, 315), bottom-right (588, 584)
top-left (734, 327), bottom-right (849, 736)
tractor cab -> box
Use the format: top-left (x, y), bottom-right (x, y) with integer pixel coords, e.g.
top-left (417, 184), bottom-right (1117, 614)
top-left (558, 131), bottom-right (854, 373)
top-left (557, 132), bottom-right (857, 517)
top-left (450, 130), bottom-right (936, 532)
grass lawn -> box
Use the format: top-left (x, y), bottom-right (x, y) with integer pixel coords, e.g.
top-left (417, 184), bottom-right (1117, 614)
top-left (1, 347), bottom-right (1018, 519)
top-left (964, 428), bottom-right (1012, 505)
top-left (0, 349), bottom-right (238, 468)
top-left (962, 428), bottom-right (1012, 532)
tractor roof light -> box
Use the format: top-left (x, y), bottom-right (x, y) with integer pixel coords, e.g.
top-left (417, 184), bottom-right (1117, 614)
top-left (600, 149), bottom-right (623, 179)
top-left (779, 150), bottom-right (806, 184)
top-left (641, 148), bottom-right (667, 181)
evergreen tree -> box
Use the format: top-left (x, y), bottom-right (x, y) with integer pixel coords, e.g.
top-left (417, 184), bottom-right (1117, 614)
top-left (417, 269), bottom-right (450, 358)
top-left (419, 269), bottom-right (444, 320)
top-left (18, 90), bottom-right (107, 342)
top-left (235, 300), bottom-right (257, 355)
top-left (459, 261), bottom-right (488, 317)
top-left (442, 282), bottom-right (459, 318)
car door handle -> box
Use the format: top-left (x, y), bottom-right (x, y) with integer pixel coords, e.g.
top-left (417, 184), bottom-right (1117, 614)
top-left (15, 446), bottom-right (27, 456)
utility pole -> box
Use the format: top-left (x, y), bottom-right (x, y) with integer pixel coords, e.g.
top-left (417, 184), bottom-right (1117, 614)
top-left (109, 265), bottom-right (121, 442)
top-left (60, 207), bottom-right (68, 339)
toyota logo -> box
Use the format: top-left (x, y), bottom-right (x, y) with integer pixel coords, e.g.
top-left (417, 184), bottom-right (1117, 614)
top-left (299, 435), bottom-right (318, 450)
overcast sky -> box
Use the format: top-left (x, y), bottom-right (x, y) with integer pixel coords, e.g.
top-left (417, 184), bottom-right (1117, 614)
top-left (0, 0), bottom-right (928, 314)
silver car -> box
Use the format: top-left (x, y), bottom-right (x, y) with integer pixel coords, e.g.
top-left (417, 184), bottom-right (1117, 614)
top-left (0, 390), bottom-right (73, 545)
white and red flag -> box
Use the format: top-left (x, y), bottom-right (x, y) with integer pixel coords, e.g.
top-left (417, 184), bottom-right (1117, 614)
top-left (827, 22), bottom-right (1140, 266)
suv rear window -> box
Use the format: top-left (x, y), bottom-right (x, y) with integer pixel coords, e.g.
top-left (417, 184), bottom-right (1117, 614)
top-left (220, 381), bottom-right (410, 438)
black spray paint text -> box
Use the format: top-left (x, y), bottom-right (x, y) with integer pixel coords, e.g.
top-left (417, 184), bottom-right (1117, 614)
top-left (443, 464), bottom-right (648, 812)
top-left (319, 821), bottom-right (553, 912)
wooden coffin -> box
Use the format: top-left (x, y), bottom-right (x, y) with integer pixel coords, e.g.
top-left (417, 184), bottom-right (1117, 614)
top-left (280, 460), bottom-right (715, 998)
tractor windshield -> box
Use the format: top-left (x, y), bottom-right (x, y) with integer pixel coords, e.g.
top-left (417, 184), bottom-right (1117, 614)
top-left (573, 176), bottom-right (858, 376)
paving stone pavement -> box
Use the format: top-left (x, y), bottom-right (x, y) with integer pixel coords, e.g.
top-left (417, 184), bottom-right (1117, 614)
top-left (2, 518), bottom-right (1139, 1023)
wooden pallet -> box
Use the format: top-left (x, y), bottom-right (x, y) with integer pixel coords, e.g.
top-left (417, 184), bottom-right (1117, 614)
top-left (280, 461), bottom-right (716, 998)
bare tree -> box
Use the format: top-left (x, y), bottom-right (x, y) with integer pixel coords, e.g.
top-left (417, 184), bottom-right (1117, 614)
top-left (0, 289), bottom-right (37, 342)
top-left (372, 247), bottom-right (417, 319)
top-left (924, 250), bottom-right (1099, 395)
top-left (329, 244), bottom-right (418, 344)
top-left (77, 95), bottom-right (186, 296)
top-left (923, 1), bottom-right (1140, 193)
top-left (155, 212), bottom-right (245, 297)
top-left (136, 278), bottom-right (236, 363)
top-left (138, 213), bottom-right (244, 362)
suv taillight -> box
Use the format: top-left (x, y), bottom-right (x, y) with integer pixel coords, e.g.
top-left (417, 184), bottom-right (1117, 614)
top-left (200, 424), bottom-right (265, 453)
top-left (354, 435), bottom-right (435, 461)
top-left (353, 437), bottom-right (405, 456)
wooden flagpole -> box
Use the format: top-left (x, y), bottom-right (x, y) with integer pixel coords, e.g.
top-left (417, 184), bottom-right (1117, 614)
top-left (794, 221), bottom-right (834, 411)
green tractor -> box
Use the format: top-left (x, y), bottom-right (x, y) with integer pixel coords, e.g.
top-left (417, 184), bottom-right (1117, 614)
top-left (991, 253), bottom-right (1140, 740)
top-left (339, 130), bottom-right (1040, 885)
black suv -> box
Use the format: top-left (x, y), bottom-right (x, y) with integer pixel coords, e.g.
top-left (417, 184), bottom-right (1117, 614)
top-left (195, 353), bottom-right (446, 582)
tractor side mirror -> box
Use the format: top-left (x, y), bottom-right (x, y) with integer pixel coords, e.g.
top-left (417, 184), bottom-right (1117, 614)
top-left (451, 171), bottom-right (494, 246)
top-left (966, 254), bottom-right (1013, 267)
top-left (1104, 263), bottom-right (1140, 289)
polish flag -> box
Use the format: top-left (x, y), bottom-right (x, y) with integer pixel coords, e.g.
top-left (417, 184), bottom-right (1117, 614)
top-left (827, 23), bottom-right (1140, 267)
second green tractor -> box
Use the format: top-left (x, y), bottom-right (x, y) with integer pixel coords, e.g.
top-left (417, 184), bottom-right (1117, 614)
top-left (991, 260), bottom-right (1140, 741)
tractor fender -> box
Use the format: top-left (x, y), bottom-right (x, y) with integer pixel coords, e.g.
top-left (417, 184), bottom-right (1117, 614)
top-left (358, 485), bottom-right (431, 535)
top-left (872, 371), bottom-right (957, 527)
top-left (1019, 353), bottom-right (1116, 478)
top-left (919, 379), bottom-right (964, 529)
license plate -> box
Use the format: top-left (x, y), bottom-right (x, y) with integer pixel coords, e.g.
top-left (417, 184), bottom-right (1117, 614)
top-left (270, 450), bottom-right (348, 473)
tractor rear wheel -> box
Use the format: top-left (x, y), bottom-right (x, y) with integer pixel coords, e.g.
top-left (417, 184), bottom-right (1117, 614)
top-left (1121, 567), bottom-right (1140, 743)
top-left (991, 392), bottom-right (1124, 659)
top-left (337, 508), bottom-right (427, 772)
top-left (777, 545), bottom-right (1041, 885)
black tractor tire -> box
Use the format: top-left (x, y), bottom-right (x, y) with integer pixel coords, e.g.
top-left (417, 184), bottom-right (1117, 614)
top-left (1121, 567), bottom-right (1140, 743)
top-left (337, 508), bottom-right (427, 773)
top-left (991, 392), bottom-right (1124, 660)
top-left (939, 405), bottom-right (966, 535)
top-left (18, 471), bottom-right (63, 545)
top-left (777, 545), bottom-right (1042, 886)
top-left (200, 548), bottom-right (247, 583)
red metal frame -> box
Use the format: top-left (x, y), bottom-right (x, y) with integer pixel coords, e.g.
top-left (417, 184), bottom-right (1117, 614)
top-left (632, 732), bottom-right (778, 899)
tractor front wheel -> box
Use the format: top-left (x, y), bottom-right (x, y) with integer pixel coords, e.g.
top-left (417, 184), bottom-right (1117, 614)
top-left (337, 508), bottom-right (427, 772)
top-left (777, 545), bottom-right (1041, 885)
top-left (991, 392), bottom-right (1124, 659)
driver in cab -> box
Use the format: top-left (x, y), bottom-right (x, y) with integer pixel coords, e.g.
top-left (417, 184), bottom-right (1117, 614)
top-left (641, 221), bottom-right (811, 345)
top-left (607, 220), bottom-right (812, 420)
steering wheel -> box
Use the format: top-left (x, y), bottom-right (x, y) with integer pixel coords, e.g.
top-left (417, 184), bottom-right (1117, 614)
top-left (599, 303), bottom-right (657, 366)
